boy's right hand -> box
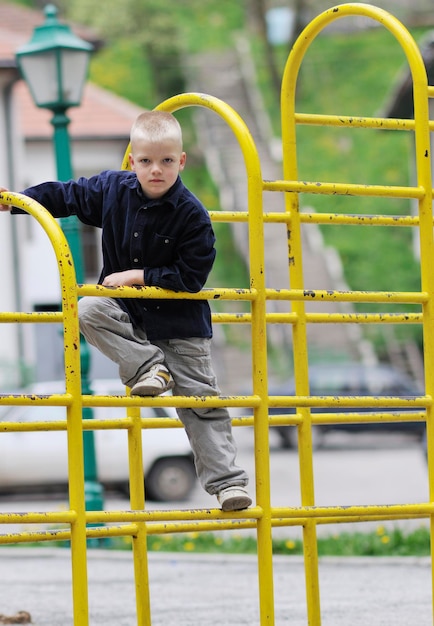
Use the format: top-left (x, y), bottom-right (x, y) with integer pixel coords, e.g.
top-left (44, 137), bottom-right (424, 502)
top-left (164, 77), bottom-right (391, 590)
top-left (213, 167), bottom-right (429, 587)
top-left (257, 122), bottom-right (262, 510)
top-left (0, 187), bottom-right (11, 211)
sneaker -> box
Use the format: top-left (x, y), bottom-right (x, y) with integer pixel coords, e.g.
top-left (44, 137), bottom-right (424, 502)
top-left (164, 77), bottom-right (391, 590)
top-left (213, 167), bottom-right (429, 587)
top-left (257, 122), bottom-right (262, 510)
top-left (130, 364), bottom-right (174, 396)
top-left (217, 486), bottom-right (252, 512)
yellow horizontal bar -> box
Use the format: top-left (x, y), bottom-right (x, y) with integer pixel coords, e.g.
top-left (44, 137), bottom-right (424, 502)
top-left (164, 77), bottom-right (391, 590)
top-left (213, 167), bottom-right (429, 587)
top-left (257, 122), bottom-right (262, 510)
top-left (209, 211), bottom-right (249, 222)
top-left (77, 284), bottom-right (256, 301)
top-left (1, 309), bottom-right (422, 330)
top-left (272, 514), bottom-right (429, 527)
top-left (211, 313), bottom-right (252, 324)
top-left (0, 529), bottom-right (73, 545)
top-left (1, 510), bottom-right (429, 545)
top-left (86, 505), bottom-right (262, 525)
top-left (294, 111), bottom-right (419, 131)
top-left (263, 179), bottom-right (424, 199)
top-left (0, 310), bottom-right (424, 330)
top-left (268, 395), bottom-right (430, 409)
top-left (303, 312), bottom-right (422, 324)
top-left (0, 393), bottom-right (260, 412)
top-left (0, 393), bottom-right (74, 407)
top-left (300, 212), bottom-right (420, 227)
top-left (266, 288), bottom-right (428, 304)
top-left (273, 501), bottom-right (434, 520)
top-left (0, 312), bottom-right (63, 323)
top-left (269, 411), bottom-right (426, 427)
top-left (217, 312), bottom-right (422, 325)
top-left (0, 511), bottom-right (76, 524)
top-left (84, 394), bottom-right (259, 410)
top-left (210, 211), bottom-right (423, 227)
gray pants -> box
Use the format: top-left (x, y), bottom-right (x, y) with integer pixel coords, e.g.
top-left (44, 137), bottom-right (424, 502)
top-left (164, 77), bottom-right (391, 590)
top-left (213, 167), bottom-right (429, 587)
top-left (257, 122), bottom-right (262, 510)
top-left (78, 296), bottom-right (249, 495)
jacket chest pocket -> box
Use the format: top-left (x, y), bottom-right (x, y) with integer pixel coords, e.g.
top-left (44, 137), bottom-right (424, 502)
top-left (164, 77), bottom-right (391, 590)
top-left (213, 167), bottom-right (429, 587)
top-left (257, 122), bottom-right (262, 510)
top-left (147, 233), bottom-right (176, 265)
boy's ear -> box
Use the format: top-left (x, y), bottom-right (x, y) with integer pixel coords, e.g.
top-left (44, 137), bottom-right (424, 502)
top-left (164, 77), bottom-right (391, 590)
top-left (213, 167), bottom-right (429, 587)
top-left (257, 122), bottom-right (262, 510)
top-left (128, 152), bottom-right (135, 170)
top-left (179, 151), bottom-right (187, 170)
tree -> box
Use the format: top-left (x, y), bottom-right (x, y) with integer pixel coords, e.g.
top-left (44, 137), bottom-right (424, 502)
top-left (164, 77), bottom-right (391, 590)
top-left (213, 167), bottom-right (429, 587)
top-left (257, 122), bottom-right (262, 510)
top-left (61, 0), bottom-right (189, 100)
top-left (246, 0), bottom-right (310, 99)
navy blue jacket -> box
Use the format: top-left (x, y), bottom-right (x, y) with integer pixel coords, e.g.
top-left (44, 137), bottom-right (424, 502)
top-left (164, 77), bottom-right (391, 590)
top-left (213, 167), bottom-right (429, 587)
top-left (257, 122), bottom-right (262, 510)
top-left (21, 171), bottom-right (216, 340)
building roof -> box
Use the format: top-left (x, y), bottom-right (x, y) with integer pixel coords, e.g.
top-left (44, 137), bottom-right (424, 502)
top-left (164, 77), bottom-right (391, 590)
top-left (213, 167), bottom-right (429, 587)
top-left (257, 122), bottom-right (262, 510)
top-left (16, 81), bottom-right (143, 140)
top-left (0, 3), bottom-right (141, 140)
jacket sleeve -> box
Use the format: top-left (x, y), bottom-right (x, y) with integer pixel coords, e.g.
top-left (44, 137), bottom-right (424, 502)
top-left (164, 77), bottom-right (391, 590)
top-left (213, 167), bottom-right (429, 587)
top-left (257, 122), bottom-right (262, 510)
top-left (17, 176), bottom-right (105, 227)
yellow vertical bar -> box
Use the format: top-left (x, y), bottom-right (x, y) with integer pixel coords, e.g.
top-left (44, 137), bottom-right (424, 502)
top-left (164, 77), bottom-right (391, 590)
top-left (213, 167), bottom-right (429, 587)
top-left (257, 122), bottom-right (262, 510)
top-left (9, 194), bottom-right (91, 625)
top-left (61, 228), bottom-right (89, 626)
top-left (410, 24), bottom-right (434, 626)
top-left (281, 15), bottom-right (321, 626)
top-left (247, 125), bottom-right (275, 626)
top-left (280, 4), bottom-right (434, 624)
top-left (155, 93), bottom-right (275, 625)
top-left (127, 400), bottom-right (152, 626)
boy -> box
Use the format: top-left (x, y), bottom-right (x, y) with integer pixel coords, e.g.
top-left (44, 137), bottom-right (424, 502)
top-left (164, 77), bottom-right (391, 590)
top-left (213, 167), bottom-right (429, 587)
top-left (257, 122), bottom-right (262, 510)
top-left (0, 110), bottom-right (252, 512)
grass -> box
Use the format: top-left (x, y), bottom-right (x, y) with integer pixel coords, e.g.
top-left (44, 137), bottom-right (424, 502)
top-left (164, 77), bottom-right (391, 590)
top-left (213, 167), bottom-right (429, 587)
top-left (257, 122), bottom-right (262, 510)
top-left (144, 525), bottom-right (431, 557)
top-left (142, 525), bottom-right (432, 557)
top-left (11, 524), bottom-right (431, 557)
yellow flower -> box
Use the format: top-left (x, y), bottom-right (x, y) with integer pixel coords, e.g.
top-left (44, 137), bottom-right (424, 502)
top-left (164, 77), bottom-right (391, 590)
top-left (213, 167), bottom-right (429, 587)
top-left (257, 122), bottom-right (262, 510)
top-left (285, 540), bottom-right (296, 550)
top-left (376, 525), bottom-right (385, 536)
top-left (214, 537), bottom-right (224, 546)
top-left (183, 541), bottom-right (195, 551)
top-left (187, 532), bottom-right (199, 539)
top-left (152, 541), bottom-right (162, 551)
top-left (381, 535), bottom-right (390, 544)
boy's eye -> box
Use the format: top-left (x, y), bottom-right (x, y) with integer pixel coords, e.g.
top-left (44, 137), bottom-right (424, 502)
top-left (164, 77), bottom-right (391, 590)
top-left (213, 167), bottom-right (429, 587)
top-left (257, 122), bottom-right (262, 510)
top-left (163, 158), bottom-right (173, 164)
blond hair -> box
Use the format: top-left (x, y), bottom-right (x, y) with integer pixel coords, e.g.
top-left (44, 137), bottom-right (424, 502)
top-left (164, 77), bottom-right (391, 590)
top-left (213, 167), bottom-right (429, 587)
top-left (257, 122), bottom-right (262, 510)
top-left (130, 111), bottom-right (183, 149)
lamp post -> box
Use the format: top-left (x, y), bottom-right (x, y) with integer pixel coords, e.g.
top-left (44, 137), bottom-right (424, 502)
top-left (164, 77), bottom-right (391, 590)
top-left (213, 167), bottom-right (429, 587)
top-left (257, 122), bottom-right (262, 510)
top-left (16, 5), bottom-right (104, 521)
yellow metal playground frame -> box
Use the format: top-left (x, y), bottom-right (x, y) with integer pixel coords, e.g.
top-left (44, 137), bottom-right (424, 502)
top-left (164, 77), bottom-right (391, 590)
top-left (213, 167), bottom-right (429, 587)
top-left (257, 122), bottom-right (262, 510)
top-left (1, 2), bottom-right (434, 624)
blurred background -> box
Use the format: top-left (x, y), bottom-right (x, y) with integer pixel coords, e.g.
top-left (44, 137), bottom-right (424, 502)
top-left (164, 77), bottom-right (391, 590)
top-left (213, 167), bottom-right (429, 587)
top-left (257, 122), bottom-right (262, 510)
top-left (0, 0), bottom-right (433, 392)
top-left (0, 1), bottom-right (432, 512)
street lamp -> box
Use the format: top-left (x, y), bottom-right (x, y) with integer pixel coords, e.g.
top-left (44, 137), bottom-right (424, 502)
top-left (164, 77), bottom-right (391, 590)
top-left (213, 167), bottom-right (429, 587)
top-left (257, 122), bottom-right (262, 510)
top-left (16, 5), bottom-right (104, 521)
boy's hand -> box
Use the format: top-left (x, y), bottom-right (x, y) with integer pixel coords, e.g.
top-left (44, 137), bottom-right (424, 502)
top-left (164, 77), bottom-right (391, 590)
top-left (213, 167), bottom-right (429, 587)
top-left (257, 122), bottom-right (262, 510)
top-left (102, 270), bottom-right (144, 288)
top-left (0, 187), bottom-right (11, 211)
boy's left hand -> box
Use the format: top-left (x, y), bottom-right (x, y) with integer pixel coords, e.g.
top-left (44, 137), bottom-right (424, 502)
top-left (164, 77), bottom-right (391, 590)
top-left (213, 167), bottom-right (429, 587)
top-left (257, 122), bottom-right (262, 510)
top-left (102, 270), bottom-right (144, 288)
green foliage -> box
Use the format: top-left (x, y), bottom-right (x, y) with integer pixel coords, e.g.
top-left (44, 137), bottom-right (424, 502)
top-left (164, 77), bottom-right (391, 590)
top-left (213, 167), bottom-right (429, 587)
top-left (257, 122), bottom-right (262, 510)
top-left (10, 524), bottom-right (432, 556)
top-left (62, 0), bottom-right (245, 99)
top-left (103, 524), bottom-right (432, 557)
top-left (89, 40), bottom-right (157, 108)
top-left (64, 0), bottom-right (245, 54)
top-left (14, 0), bottom-right (429, 351)
top-left (254, 26), bottom-right (430, 348)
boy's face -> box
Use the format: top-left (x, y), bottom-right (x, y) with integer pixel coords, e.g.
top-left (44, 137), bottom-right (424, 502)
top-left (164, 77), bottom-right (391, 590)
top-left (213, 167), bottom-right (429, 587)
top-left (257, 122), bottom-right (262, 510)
top-left (129, 138), bottom-right (186, 199)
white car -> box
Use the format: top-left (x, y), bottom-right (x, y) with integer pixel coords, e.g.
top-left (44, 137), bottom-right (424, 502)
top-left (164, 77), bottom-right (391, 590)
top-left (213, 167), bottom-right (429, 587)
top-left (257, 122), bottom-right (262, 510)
top-left (0, 379), bottom-right (197, 502)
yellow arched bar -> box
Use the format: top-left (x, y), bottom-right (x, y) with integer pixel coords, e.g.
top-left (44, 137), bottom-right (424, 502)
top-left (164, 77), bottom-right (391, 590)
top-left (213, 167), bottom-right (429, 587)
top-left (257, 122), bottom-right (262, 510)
top-left (0, 192), bottom-right (89, 624)
top-left (281, 4), bottom-right (433, 624)
top-left (131, 91), bottom-right (275, 626)
top-left (1, 4), bottom-right (434, 625)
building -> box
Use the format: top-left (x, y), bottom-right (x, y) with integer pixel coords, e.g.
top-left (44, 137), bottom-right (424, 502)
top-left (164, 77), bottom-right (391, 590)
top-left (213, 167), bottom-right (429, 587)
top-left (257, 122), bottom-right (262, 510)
top-left (0, 4), bottom-right (143, 387)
